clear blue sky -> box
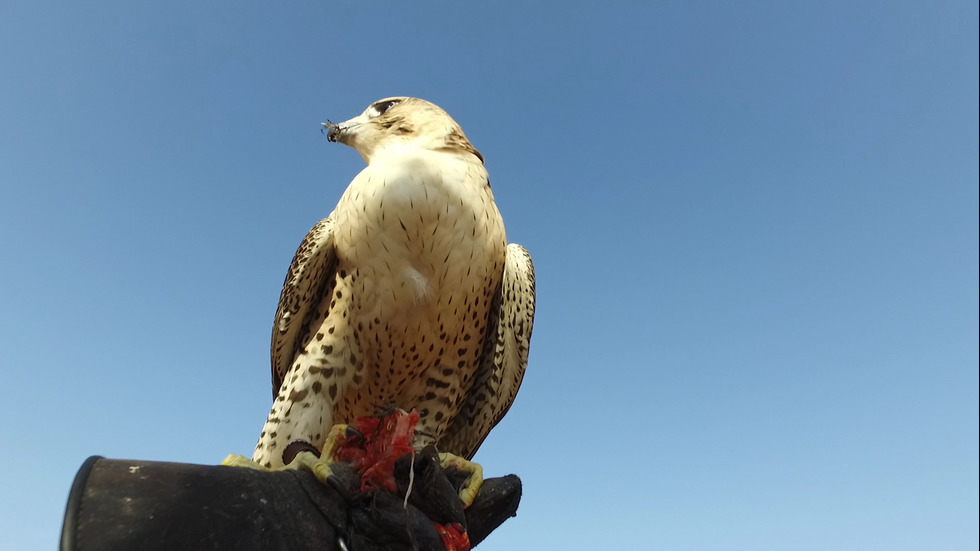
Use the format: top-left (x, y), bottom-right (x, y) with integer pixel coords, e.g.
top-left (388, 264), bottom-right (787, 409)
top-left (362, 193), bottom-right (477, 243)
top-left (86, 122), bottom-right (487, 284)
top-left (1, 2), bottom-right (977, 549)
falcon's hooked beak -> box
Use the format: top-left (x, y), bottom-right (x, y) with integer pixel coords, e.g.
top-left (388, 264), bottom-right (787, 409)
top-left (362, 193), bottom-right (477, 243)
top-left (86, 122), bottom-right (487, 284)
top-left (324, 107), bottom-right (376, 146)
top-left (322, 121), bottom-right (344, 143)
top-left (322, 111), bottom-right (377, 164)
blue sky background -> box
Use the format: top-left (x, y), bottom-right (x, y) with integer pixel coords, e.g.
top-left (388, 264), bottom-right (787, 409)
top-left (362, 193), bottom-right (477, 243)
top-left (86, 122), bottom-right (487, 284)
top-left (1, 2), bottom-right (977, 549)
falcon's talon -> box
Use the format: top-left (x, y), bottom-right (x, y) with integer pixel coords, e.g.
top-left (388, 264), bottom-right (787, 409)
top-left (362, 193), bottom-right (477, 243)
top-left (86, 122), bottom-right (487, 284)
top-left (439, 452), bottom-right (484, 509)
top-left (344, 425), bottom-right (364, 444)
top-left (284, 449), bottom-right (335, 483)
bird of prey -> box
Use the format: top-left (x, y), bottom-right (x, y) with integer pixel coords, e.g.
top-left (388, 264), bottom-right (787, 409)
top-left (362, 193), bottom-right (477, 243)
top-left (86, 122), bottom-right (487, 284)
top-left (228, 98), bottom-right (534, 503)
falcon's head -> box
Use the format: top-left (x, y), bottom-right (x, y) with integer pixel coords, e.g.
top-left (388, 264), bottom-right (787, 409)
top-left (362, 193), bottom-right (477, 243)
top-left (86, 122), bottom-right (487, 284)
top-left (323, 97), bottom-right (484, 165)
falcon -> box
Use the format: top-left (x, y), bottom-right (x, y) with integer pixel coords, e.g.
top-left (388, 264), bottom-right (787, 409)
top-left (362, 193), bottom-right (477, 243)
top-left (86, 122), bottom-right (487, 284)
top-left (226, 97), bottom-right (534, 506)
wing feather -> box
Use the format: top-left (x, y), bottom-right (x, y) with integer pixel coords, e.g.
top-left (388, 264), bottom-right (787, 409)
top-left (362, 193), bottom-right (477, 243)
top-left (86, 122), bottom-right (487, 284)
top-left (439, 243), bottom-right (536, 459)
top-left (269, 218), bottom-right (339, 397)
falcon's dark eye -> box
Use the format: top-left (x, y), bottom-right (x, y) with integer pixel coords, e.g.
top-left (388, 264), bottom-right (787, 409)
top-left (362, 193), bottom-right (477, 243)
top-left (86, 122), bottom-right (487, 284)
top-left (373, 99), bottom-right (400, 115)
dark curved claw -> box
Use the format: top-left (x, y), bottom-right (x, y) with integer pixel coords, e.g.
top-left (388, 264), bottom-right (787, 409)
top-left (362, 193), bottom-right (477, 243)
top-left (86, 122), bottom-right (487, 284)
top-left (344, 425), bottom-right (364, 446)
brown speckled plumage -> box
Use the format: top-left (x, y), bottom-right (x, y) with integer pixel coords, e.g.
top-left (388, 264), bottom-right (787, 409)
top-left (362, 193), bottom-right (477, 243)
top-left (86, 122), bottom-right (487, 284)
top-left (252, 98), bottom-right (535, 468)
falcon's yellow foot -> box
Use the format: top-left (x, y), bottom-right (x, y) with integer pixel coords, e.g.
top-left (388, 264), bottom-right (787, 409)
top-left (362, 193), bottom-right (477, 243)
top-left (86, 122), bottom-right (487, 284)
top-left (319, 423), bottom-right (353, 463)
top-left (439, 452), bottom-right (484, 509)
top-left (222, 451), bottom-right (337, 482)
top-left (278, 423), bottom-right (352, 482)
top-left (221, 454), bottom-right (271, 471)
top-left (282, 450), bottom-right (335, 482)
top-left (221, 424), bottom-right (352, 483)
